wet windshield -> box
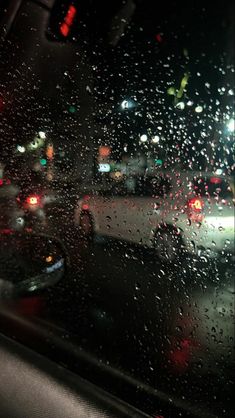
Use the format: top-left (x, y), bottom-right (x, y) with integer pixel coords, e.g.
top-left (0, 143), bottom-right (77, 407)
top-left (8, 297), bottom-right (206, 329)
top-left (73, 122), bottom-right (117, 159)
top-left (0, 1), bottom-right (234, 417)
top-left (193, 176), bottom-right (234, 198)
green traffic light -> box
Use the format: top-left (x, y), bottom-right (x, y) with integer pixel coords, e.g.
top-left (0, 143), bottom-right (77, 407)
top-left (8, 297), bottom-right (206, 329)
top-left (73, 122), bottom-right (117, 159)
top-left (69, 105), bottom-right (76, 113)
top-left (40, 158), bottom-right (47, 166)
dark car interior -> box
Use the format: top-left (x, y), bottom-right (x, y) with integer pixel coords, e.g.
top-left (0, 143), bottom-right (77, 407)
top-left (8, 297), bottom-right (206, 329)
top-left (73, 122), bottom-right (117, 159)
top-left (0, 307), bottom-right (210, 418)
top-left (0, 331), bottom-right (150, 418)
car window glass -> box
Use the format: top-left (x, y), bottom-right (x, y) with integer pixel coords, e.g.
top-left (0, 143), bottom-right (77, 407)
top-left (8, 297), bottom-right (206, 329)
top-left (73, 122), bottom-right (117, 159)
top-left (142, 176), bottom-right (172, 197)
top-left (193, 177), bottom-right (234, 198)
top-left (0, 1), bottom-right (234, 418)
top-left (110, 182), bottom-right (127, 196)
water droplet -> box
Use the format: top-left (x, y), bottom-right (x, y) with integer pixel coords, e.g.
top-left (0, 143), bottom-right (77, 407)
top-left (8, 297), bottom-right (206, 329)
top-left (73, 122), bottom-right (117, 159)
top-left (178, 307), bottom-right (184, 316)
top-left (135, 283), bottom-right (141, 291)
top-left (175, 326), bottom-right (183, 333)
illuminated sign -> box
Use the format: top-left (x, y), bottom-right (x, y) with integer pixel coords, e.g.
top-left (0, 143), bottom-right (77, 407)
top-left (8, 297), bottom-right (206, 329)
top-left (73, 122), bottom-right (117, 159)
top-left (98, 164), bottom-right (111, 173)
top-left (60, 5), bottom-right (77, 37)
top-left (155, 159), bottom-right (163, 165)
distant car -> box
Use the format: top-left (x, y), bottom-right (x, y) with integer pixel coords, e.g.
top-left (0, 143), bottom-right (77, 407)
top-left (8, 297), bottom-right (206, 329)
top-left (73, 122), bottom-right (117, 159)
top-left (74, 171), bottom-right (234, 261)
top-left (0, 171), bottom-right (56, 234)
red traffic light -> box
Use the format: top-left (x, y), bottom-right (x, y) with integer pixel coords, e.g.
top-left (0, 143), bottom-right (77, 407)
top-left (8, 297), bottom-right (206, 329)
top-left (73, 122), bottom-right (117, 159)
top-left (59, 4), bottom-right (77, 38)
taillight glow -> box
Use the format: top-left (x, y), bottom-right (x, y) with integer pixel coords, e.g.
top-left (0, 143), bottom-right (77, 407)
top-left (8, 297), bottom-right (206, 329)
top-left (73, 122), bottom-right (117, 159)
top-left (168, 338), bottom-right (194, 373)
top-left (82, 203), bottom-right (89, 210)
top-left (65, 5), bottom-right (77, 25)
top-left (26, 195), bottom-right (40, 206)
top-left (82, 195), bottom-right (90, 210)
top-left (0, 229), bottom-right (13, 234)
top-left (0, 178), bottom-right (11, 186)
top-left (188, 197), bottom-right (204, 212)
top-left (210, 177), bottom-right (222, 184)
top-left (60, 22), bottom-right (69, 37)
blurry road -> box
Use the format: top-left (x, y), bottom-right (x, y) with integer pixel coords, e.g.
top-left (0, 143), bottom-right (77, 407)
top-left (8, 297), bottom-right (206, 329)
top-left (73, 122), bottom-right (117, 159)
top-left (45, 196), bottom-right (234, 350)
top-left (13, 196), bottom-right (233, 418)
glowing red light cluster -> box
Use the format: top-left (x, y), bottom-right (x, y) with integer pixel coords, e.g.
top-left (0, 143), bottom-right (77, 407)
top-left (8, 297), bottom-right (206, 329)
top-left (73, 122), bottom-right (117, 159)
top-left (26, 195), bottom-right (40, 206)
top-left (0, 178), bottom-right (11, 186)
top-left (60, 5), bottom-right (77, 37)
top-left (210, 177), bottom-right (222, 184)
top-left (82, 204), bottom-right (89, 210)
top-left (188, 197), bottom-right (204, 212)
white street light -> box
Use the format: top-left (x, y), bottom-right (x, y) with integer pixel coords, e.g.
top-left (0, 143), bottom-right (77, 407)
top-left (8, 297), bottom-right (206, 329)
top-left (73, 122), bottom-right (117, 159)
top-left (121, 99), bottom-right (136, 110)
top-left (17, 145), bottom-right (25, 153)
top-left (195, 105), bottom-right (203, 113)
top-left (140, 134), bottom-right (148, 142)
top-left (227, 118), bottom-right (234, 133)
top-left (175, 101), bottom-right (185, 110)
top-left (38, 131), bottom-right (46, 139)
top-left (152, 135), bottom-right (160, 143)
top-left (121, 100), bottom-right (130, 110)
